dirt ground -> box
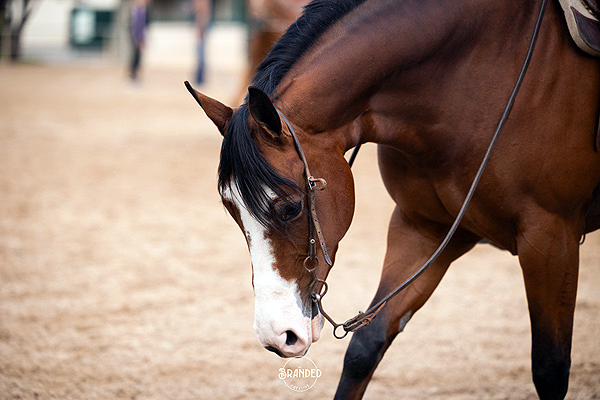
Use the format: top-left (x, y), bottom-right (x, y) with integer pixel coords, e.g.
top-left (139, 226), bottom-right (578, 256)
top-left (0, 62), bottom-right (598, 400)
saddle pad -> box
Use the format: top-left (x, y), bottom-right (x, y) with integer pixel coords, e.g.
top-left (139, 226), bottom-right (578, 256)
top-left (559, 0), bottom-right (600, 56)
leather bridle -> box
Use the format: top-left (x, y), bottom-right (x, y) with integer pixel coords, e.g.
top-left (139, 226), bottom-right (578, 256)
top-left (274, 0), bottom-right (548, 340)
top-left (277, 109), bottom-right (392, 339)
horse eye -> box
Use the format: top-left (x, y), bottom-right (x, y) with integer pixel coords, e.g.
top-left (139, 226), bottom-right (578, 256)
top-left (278, 202), bottom-right (302, 222)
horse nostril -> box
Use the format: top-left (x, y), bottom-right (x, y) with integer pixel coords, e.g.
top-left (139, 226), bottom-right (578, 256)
top-left (285, 330), bottom-right (298, 346)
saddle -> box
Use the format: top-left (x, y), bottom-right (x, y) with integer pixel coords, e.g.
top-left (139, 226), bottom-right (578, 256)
top-left (556, 1), bottom-right (600, 233)
top-left (559, 0), bottom-right (600, 153)
top-left (559, 0), bottom-right (600, 56)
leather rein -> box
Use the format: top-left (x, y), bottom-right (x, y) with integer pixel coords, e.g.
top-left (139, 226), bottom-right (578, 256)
top-left (275, 0), bottom-right (548, 340)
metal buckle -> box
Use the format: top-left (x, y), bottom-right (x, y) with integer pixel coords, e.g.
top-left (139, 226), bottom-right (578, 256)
top-left (308, 176), bottom-right (327, 190)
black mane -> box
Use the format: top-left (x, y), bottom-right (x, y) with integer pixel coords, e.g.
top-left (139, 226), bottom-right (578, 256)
top-left (218, 107), bottom-right (298, 229)
top-left (218, 0), bottom-right (368, 229)
top-left (252, 0), bottom-right (369, 93)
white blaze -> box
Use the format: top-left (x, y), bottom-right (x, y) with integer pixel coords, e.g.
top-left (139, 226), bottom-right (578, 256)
top-left (222, 184), bottom-right (321, 357)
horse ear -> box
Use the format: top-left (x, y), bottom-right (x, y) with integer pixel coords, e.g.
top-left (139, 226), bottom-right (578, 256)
top-left (247, 86), bottom-right (282, 140)
top-left (184, 81), bottom-right (232, 136)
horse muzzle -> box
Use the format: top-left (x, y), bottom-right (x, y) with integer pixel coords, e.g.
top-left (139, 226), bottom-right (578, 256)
top-left (254, 301), bottom-right (323, 358)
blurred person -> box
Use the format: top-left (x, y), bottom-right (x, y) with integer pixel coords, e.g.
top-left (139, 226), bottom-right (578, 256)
top-left (130, 0), bottom-right (150, 82)
top-left (193, 0), bottom-right (211, 85)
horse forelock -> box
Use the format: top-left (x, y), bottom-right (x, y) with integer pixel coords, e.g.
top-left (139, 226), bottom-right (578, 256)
top-left (217, 107), bottom-right (300, 231)
top-left (220, 0), bottom-right (369, 231)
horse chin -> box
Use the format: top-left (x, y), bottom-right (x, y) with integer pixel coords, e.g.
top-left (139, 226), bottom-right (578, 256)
top-left (311, 313), bottom-right (323, 343)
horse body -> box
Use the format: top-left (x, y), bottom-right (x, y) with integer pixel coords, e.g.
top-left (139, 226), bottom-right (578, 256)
top-left (279, 0), bottom-right (600, 244)
top-left (187, 0), bottom-right (600, 398)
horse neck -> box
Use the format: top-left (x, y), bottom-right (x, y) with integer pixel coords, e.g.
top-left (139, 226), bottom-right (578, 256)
top-left (275, 0), bottom-right (544, 150)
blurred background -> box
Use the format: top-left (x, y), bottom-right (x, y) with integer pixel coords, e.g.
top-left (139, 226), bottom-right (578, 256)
top-left (1, 0), bottom-right (246, 67)
top-left (1, 1), bottom-right (599, 399)
top-left (0, 0), bottom-right (255, 95)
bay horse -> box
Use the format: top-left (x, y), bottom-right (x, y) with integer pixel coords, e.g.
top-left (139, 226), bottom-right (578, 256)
top-left (186, 0), bottom-right (600, 398)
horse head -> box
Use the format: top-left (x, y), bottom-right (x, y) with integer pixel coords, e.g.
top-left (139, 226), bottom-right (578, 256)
top-left (187, 82), bottom-right (355, 357)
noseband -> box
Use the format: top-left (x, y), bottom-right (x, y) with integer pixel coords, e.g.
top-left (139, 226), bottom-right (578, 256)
top-left (274, 0), bottom-right (547, 340)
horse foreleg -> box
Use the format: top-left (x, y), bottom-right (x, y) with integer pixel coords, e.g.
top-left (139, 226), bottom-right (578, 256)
top-left (334, 207), bottom-right (476, 400)
top-left (517, 216), bottom-right (581, 400)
